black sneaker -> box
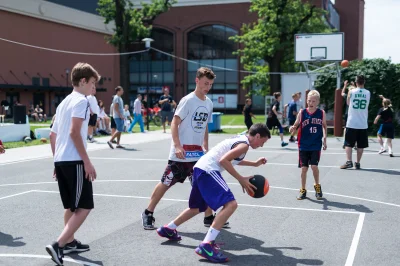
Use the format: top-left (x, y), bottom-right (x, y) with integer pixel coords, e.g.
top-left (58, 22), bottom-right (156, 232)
top-left (45, 241), bottom-right (64, 266)
top-left (390, 153), bottom-right (394, 157)
top-left (355, 162), bottom-right (361, 170)
top-left (142, 212), bottom-right (156, 230)
top-left (297, 189), bottom-right (307, 200)
top-left (63, 239), bottom-right (89, 254)
top-left (340, 161), bottom-right (353, 169)
top-left (204, 214), bottom-right (230, 228)
top-left (281, 142), bottom-right (288, 147)
top-left (107, 141), bottom-right (114, 149)
top-left (314, 184), bottom-right (323, 200)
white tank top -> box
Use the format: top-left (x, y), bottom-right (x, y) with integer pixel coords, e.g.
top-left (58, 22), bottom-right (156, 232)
top-left (195, 135), bottom-right (249, 172)
top-left (346, 88), bottom-right (370, 129)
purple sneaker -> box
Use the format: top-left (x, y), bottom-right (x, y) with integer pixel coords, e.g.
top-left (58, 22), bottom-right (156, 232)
top-left (195, 241), bottom-right (229, 263)
top-left (156, 226), bottom-right (182, 241)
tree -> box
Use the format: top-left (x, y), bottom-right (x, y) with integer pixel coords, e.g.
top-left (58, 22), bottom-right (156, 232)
top-left (231, 0), bottom-right (330, 96)
top-left (97, 0), bottom-right (175, 102)
top-left (315, 58), bottom-right (400, 133)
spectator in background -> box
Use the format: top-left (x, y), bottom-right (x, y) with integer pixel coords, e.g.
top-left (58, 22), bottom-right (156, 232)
top-left (128, 94), bottom-right (145, 133)
top-left (109, 96), bottom-right (117, 137)
top-left (98, 100), bottom-right (111, 133)
top-left (107, 86), bottom-right (125, 149)
top-left (87, 87), bottom-right (99, 142)
top-left (266, 92), bottom-right (288, 147)
top-left (34, 104), bottom-right (47, 122)
top-left (159, 88), bottom-right (176, 133)
top-left (288, 93), bottom-right (299, 142)
top-left (242, 98), bottom-right (256, 132)
top-left (123, 104), bottom-right (132, 132)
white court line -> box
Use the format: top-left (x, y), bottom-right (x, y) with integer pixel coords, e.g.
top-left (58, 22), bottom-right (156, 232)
top-left (33, 189), bottom-right (358, 214)
top-left (0, 191), bottom-right (33, 200)
top-left (88, 157), bottom-right (400, 172)
top-left (250, 150), bottom-right (379, 155)
top-left (0, 254), bottom-right (101, 266)
top-left (0, 181), bottom-right (56, 187)
top-left (345, 213), bottom-right (366, 266)
top-left (1, 180), bottom-right (400, 208)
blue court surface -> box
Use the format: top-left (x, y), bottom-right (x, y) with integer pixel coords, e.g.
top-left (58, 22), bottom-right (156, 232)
top-left (0, 134), bottom-right (399, 266)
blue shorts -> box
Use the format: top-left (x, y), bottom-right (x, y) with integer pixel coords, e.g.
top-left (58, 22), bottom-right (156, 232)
top-left (114, 118), bottom-right (124, 132)
top-left (378, 123), bottom-right (394, 139)
top-left (189, 168), bottom-right (235, 212)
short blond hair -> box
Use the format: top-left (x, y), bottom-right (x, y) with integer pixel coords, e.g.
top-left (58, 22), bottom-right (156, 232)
top-left (307, 90), bottom-right (320, 100)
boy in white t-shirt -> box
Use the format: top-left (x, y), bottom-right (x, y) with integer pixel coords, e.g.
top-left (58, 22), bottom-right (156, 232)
top-left (142, 67), bottom-right (222, 230)
top-left (46, 63), bottom-right (100, 266)
top-left (341, 75), bottom-right (371, 170)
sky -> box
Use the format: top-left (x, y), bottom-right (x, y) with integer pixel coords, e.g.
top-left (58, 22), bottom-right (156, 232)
top-left (363, 0), bottom-right (400, 63)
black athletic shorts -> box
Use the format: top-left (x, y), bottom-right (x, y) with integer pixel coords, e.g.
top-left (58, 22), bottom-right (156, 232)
top-left (88, 114), bottom-right (97, 127)
top-left (55, 161), bottom-right (94, 212)
top-left (344, 128), bottom-right (369, 148)
top-left (298, 150), bottom-right (321, 168)
top-left (378, 123), bottom-right (394, 139)
top-left (110, 117), bottom-right (116, 129)
top-left (161, 160), bottom-right (196, 187)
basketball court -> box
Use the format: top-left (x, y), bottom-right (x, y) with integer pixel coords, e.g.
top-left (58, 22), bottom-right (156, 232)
top-left (0, 133), bottom-right (399, 266)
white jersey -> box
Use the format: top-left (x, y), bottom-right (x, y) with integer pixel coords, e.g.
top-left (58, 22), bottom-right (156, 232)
top-left (51, 91), bottom-right (90, 162)
top-left (195, 135), bottom-right (249, 172)
top-left (169, 92), bottom-right (213, 162)
top-left (87, 95), bottom-right (99, 115)
top-left (346, 87), bottom-right (370, 129)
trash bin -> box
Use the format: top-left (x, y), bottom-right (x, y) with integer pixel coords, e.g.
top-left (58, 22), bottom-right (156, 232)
top-left (208, 112), bottom-right (223, 132)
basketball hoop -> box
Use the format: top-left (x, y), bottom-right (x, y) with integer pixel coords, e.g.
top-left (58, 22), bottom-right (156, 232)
top-left (312, 56), bottom-right (325, 63)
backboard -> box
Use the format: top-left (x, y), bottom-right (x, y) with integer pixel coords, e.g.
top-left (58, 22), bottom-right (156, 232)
top-left (295, 33), bottom-right (344, 62)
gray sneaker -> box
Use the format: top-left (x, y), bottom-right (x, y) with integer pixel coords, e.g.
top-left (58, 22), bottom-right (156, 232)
top-left (142, 212), bottom-right (156, 230)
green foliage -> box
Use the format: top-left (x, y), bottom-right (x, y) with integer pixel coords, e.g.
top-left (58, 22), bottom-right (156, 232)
top-left (315, 58), bottom-right (400, 133)
top-left (231, 0), bottom-right (331, 95)
top-left (97, 0), bottom-right (175, 48)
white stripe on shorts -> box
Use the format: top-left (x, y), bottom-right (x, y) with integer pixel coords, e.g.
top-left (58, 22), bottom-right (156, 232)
top-left (75, 164), bottom-right (83, 208)
top-left (209, 171), bottom-right (229, 192)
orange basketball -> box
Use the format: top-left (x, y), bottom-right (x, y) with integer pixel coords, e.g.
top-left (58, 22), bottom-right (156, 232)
top-left (248, 175), bottom-right (269, 198)
top-left (341, 60), bottom-right (349, 68)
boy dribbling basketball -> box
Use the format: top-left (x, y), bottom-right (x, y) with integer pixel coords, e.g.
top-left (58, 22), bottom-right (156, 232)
top-left (290, 90), bottom-right (327, 200)
top-left (156, 123), bottom-right (270, 263)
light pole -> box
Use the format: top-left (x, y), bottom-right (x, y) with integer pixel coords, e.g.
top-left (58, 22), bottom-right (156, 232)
top-left (65, 69), bottom-right (70, 87)
top-left (142, 38), bottom-right (154, 131)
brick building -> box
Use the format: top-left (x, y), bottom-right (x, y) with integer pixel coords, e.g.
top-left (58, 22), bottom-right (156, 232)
top-left (0, 0), bottom-right (364, 117)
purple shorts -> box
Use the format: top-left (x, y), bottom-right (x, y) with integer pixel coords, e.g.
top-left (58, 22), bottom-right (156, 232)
top-left (189, 167), bottom-right (235, 212)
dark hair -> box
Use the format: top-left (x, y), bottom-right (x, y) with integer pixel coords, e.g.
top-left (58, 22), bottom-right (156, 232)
top-left (356, 75), bottom-right (365, 85)
top-left (273, 92), bottom-right (281, 99)
top-left (196, 67), bottom-right (216, 80)
top-left (71, 62), bottom-right (100, 86)
top-left (249, 123), bottom-right (271, 139)
top-left (115, 86), bottom-right (123, 92)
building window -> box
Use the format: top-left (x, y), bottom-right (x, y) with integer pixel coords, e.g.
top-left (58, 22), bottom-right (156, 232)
top-left (129, 28), bottom-right (174, 107)
top-left (187, 25), bottom-right (239, 109)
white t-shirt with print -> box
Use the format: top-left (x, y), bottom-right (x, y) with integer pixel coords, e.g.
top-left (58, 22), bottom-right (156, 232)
top-left (346, 87), bottom-right (370, 129)
top-left (51, 91), bottom-right (90, 162)
top-left (169, 92), bottom-right (213, 162)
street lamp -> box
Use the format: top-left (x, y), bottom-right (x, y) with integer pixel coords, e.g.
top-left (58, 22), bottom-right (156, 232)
top-left (65, 69), bottom-right (70, 87)
top-left (142, 38), bottom-right (154, 131)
